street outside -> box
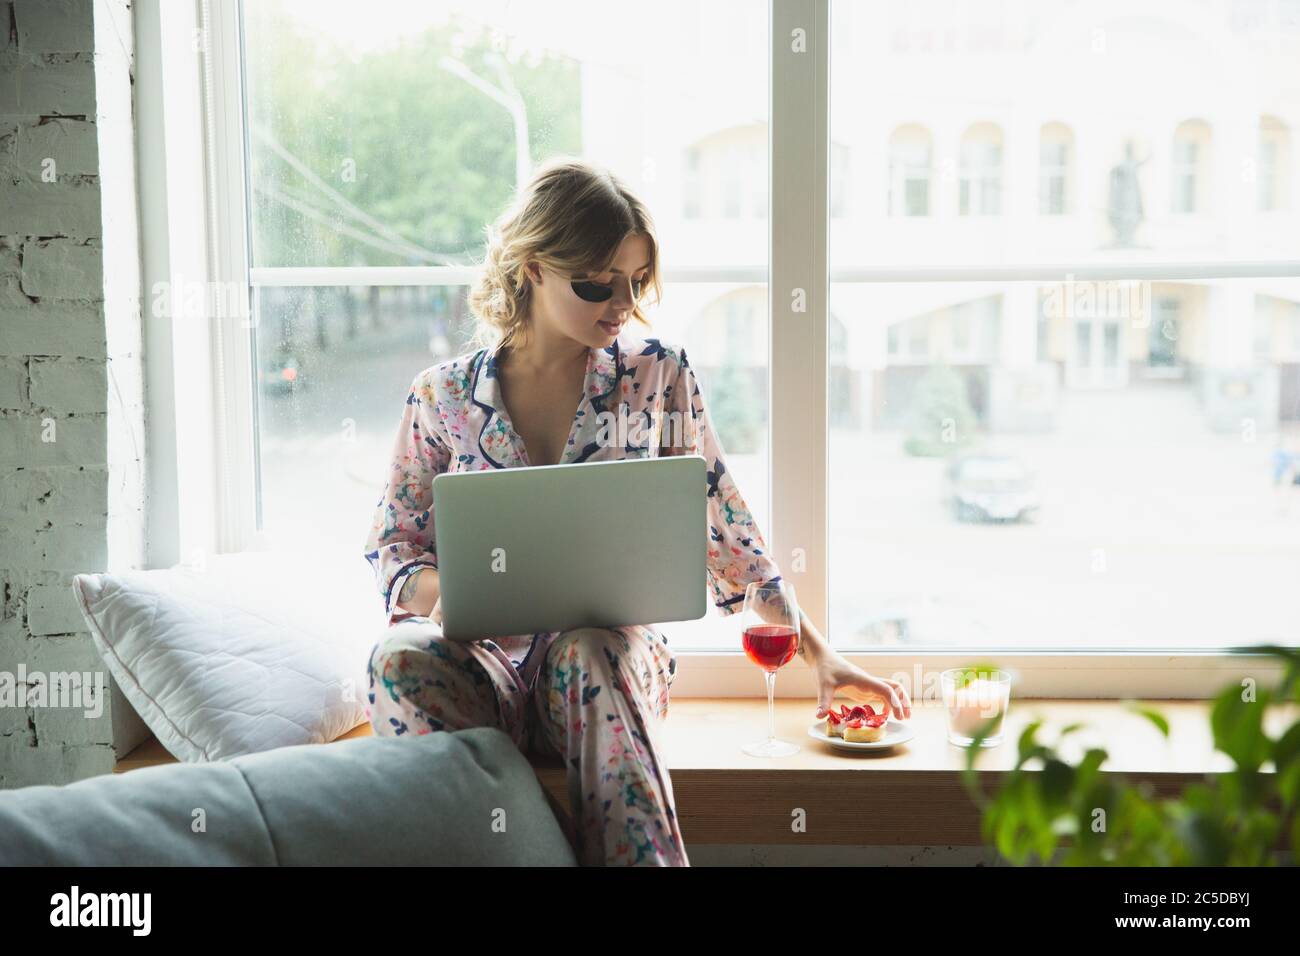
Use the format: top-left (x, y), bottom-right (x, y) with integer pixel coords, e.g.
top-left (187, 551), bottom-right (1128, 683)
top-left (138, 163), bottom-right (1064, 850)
top-left (829, 382), bottom-right (1300, 650)
top-left (253, 325), bottom-right (1300, 652)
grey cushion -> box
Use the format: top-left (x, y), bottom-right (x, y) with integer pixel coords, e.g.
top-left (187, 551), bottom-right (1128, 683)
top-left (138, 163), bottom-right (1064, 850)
top-left (0, 727), bottom-right (577, 866)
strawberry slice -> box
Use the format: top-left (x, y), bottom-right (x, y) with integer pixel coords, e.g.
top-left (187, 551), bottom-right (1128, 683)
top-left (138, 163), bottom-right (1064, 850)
top-left (846, 714), bottom-right (888, 730)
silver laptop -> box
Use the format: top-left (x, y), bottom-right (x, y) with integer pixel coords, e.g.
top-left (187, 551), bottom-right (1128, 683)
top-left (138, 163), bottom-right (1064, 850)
top-left (432, 456), bottom-right (708, 641)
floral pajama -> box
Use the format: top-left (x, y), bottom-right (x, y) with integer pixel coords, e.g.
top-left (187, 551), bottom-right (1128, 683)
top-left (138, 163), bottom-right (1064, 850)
top-left (362, 335), bottom-right (787, 866)
top-left (367, 618), bottom-right (689, 867)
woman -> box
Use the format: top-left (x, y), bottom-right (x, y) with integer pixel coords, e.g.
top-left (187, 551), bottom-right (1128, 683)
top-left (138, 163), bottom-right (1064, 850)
top-left (363, 157), bottom-right (912, 867)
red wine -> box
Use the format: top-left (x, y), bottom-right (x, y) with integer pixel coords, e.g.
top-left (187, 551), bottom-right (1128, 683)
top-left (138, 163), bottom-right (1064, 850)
top-left (742, 624), bottom-right (799, 671)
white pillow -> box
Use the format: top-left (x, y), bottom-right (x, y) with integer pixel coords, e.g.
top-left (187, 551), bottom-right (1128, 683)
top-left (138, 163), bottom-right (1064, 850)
top-left (72, 552), bottom-right (385, 762)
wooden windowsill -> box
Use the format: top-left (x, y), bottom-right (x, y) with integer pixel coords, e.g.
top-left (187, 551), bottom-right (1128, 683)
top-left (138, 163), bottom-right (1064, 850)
top-left (114, 697), bottom-right (1296, 846)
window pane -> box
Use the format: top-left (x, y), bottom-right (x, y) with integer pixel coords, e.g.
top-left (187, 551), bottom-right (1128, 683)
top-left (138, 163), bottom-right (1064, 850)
top-left (245, 0), bottom-right (768, 268)
top-left (250, 281), bottom-right (769, 651)
top-left (830, 0), bottom-right (1300, 651)
top-left (828, 277), bottom-right (1300, 649)
top-left (829, 0), bottom-right (1299, 267)
top-left (243, 0), bottom-right (769, 649)
top-left (252, 284), bottom-right (475, 550)
top-left (1149, 299), bottom-right (1179, 367)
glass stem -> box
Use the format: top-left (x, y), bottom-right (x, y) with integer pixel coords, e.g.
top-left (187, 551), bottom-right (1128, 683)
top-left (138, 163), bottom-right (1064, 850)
top-left (765, 669), bottom-right (776, 743)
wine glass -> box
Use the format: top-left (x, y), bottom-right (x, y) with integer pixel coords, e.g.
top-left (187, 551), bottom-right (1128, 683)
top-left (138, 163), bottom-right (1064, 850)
top-left (740, 580), bottom-right (801, 757)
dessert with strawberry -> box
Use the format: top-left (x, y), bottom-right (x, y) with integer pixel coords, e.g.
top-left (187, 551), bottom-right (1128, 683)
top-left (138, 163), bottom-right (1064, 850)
top-left (830, 703), bottom-right (889, 742)
top-left (824, 707), bottom-right (846, 737)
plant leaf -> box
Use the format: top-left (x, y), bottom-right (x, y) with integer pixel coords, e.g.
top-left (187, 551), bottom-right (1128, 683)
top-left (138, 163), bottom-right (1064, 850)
top-left (1016, 720), bottom-right (1045, 764)
top-left (953, 660), bottom-right (1003, 689)
top-left (1210, 684), bottom-right (1269, 772)
top-left (1127, 703), bottom-right (1170, 738)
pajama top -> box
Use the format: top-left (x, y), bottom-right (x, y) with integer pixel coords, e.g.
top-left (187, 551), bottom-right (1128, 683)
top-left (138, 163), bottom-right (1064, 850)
top-left (363, 333), bottom-right (784, 692)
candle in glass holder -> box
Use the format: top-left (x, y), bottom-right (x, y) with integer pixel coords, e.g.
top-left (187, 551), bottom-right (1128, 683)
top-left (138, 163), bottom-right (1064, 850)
top-left (943, 674), bottom-right (1010, 745)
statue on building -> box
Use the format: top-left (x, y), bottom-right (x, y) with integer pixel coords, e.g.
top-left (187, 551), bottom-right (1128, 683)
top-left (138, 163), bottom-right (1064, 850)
top-left (1106, 140), bottom-right (1148, 247)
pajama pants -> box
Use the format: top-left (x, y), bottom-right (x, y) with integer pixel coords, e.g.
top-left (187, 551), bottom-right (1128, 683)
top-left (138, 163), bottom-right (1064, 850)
top-left (366, 620), bottom-right (690, 867)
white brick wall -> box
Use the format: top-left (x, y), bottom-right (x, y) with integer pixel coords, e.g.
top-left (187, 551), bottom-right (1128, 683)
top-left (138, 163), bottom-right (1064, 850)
top-left (0, 0), bottom-right (146, 787)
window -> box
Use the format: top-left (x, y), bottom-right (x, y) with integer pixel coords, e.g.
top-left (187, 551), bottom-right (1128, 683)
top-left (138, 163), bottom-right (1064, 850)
top-left (1258, 138), bottom-right (1279, 211)
top-left (233, 0), bottom-right (770, 651)
top-left (682, 125), bottom-right (767, 222)
top-left (1258, 115), bottom-right (1290, 212)
top-left (1149, 297), bottom-right (1180, 368)
top-left (1036, 291), bottom-right (1051, 362)
top-left (1171, 119), bottom-right (1212, 214)
top-left (1254, 296), bottom-right (1276, 362)
top-left (887, 125), bottom-right (931, 216)
top-left (1255, 295), bottom-right (1300, 362)
top-left (1039, 122), bottom-right (1072, 215)
top-left (907, 318), bottom-right (928, 359)
top-left (1171, 139), bottom-right (1198, 213)
top-left (830, 0), bottom-right (1299, 661)
top-left (182, 0), bottom-right (1299, 696)
top-left (958, 123), bottom-right (1002, 216)
top-left (951, 309), bottom-right (970, 356)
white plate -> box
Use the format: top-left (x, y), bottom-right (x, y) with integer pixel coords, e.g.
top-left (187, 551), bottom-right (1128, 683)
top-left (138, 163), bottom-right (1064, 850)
top-left (807, 719), bottom-right (914, 751)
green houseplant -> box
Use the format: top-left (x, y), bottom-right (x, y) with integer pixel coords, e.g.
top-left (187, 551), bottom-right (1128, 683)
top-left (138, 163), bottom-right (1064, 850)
top-left (707, 358), bottom-right (763, 456)
top-left (956, 646), bottom-right (1300, 865)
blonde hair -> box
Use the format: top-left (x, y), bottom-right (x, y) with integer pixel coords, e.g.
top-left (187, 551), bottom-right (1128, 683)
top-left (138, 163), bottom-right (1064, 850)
top-left (467, 156), bottom-right (663, 354)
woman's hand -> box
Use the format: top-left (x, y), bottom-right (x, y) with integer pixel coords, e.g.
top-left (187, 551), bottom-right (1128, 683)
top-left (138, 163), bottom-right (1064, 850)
top-left (812, 650), bottom-right (913, 721)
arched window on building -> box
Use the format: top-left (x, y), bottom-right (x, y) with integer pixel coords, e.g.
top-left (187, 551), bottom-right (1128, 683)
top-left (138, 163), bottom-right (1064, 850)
top-left (959, 122), bottom-right (1002, 216)
top-left (1039, 122), bottom-right (1073, 215)
top-left (1171, 119), bottom-right (1212, 214)
top-left (1258, 115), bottom-right (1291, 212)
top-left (681, 125), bottom-right (767, 221)
top-left (888, 124), bottom-right (932, 217)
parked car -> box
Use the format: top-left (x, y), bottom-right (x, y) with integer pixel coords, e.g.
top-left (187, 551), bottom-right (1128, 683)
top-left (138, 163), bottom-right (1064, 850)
top-left (258, 346), bottom-right (303, 395)
top-left (944, 453), bottom-right (1039, 523)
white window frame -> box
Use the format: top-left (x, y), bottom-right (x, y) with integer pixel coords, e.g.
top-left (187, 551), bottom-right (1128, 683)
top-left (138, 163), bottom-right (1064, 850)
top-left (149, 0), bottom-right (1300, 700)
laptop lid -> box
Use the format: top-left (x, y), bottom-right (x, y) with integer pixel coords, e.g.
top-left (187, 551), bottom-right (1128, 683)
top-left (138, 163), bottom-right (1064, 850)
top-left (432, 456), bottom-right (708, 641)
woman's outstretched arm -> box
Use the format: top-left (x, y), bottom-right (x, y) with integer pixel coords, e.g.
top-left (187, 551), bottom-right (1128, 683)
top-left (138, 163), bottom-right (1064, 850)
top-left (662, 346), bottom-right (785, 617)
top-left (664, 345), bottom-right (911, 720)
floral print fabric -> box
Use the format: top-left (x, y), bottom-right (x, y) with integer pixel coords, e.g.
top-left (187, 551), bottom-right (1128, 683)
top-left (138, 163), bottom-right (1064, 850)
top-left (367, 621), bottom-right (686, 865)
top-left (362, 334), bottom-right (783, 865)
